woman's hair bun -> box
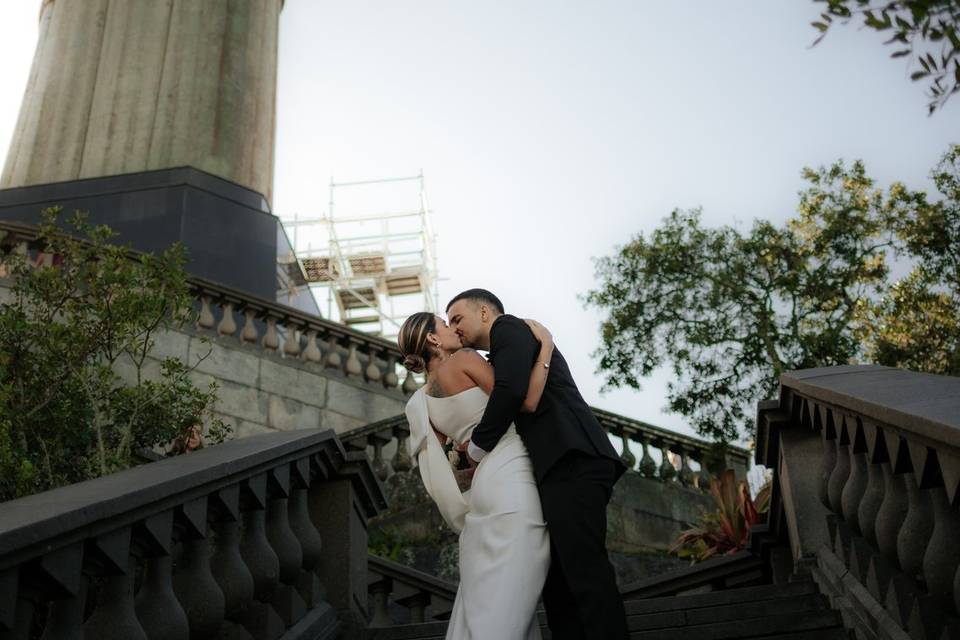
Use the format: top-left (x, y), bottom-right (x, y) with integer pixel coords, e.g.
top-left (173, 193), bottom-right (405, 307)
top-left (402, 353), bottom-right (426, 374)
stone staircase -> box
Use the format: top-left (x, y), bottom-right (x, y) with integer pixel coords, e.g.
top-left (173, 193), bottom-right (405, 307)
top-left (364, 578), bottom-right (847, 639)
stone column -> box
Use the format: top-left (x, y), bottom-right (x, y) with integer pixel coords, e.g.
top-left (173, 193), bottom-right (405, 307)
top-left (2, 0), bottom-right (282, 204)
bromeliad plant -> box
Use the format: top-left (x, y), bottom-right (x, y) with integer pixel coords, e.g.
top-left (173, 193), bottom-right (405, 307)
top-left (670, 469), bottom-right (771, 563)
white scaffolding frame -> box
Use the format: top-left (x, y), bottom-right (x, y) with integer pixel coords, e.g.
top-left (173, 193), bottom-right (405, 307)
top-left (281, 172), bottom-right (439, 339)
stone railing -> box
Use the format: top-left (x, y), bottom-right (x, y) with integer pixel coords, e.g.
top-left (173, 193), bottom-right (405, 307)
top-left (0, 429), bottom-right (386, 640)
top-left (0, 220), bottom-right (418, 399)
top-left (189, 277), bottom-right (418, 396)
top-left (366, 555), bottom-right (457, 626)
top-left (755, 365), bottom-right (960, 640)
top-left (340, 410), bottom-right (749, 489)
top-left (593, 408), bottom-right (750, 486)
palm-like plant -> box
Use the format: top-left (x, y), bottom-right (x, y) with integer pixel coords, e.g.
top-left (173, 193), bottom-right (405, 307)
top-left (670, 469), bottom-right (771, 563)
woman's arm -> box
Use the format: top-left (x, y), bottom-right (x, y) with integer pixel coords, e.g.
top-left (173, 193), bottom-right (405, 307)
top-left (520, 319), bottom-right (554, 413)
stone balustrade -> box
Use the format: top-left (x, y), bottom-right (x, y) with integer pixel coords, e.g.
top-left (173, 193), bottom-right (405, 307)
top-left (0, 429), bottom-right (386, 640)
top-left (366, 555), bottom-right (457, 626)
top-left (342, 410), bottom-right (750, 489)
top-left (755, 365), bottom-right (960, 640)
top-left (189, 277), bottom-right (418, 397)
top-left (0, 220), bottom-right (418, 401)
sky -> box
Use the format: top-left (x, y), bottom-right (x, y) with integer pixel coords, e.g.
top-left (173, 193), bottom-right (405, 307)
top-left (0, 2), bottom-right (955, 446)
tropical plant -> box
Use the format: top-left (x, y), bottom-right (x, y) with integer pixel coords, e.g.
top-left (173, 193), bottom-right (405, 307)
top-left (671, 470), bottom-right (771, 563)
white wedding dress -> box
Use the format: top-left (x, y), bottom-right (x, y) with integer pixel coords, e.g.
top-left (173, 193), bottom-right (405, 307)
top-left (405, 386), bottom-right (550, 639)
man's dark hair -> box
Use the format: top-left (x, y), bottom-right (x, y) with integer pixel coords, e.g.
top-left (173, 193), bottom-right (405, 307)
top-left (446, 288), bottom-right (505, 314)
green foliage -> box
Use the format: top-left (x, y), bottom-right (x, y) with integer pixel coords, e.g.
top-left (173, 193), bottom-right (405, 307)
top-left (585, 145), bottom-right (960, 443)
top-left (671, 470), bottom-right (770, 564)
top-left (0, 208), bottom-right (230, 501)
top-left (811, 0), bottom-right (960, 114)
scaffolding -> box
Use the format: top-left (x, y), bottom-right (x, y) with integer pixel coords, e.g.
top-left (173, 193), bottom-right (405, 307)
top-left (280, 172), bottom-right (439, 339)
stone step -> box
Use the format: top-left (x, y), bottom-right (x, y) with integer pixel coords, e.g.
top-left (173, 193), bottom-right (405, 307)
top-left (622, 581), bottom-right (819, 615)
top-left (367, 608), bottom-right (843, 640)
top-left (624, 593), bottom-right (826, 631)
top-left (627, 610), bottom-right (843, 640)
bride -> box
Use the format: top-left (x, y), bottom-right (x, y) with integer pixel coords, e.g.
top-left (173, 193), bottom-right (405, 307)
top-left (397, 312), bottom-right (555, 639)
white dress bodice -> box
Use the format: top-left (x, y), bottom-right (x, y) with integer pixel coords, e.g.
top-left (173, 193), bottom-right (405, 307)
top-left (424, 386), bottom-right (488, 445)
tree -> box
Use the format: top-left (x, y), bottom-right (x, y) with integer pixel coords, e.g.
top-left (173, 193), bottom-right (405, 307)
top-left (0, 209), bottom-right (230, 501)
top-left (585, 145), bottom-right (960, 443)
top-left (811, 0), bottom-right (960, 114)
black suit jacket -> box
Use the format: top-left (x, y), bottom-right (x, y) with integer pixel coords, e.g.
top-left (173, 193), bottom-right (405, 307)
top-left (471, 314), bottom-right (624, 483)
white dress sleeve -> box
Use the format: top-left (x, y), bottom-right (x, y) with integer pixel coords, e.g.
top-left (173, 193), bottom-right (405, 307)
top-left (404, 389), bottom-right (470, 533)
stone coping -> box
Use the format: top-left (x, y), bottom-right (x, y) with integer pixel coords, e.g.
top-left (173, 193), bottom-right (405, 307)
top-left (0, 429), bottom-right (387, 570)
top-left (780, 365), bottom-right (960, 451)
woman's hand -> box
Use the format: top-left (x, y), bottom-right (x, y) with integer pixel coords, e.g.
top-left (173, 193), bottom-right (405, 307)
top-left (524, 318), bottom-right (553, 348)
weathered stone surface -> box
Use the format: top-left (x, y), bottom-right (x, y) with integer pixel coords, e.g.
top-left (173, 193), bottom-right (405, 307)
top-left (326, 379), bottom-right (405, 424)
top-left (199, 376), bottom-right (268, 425)
top-left (606, 473), bottom-right (714, 553)
top-left (319, 409), bottom-right (366, 435)
top-left (260, 358), bottom-right (326, 406)
top-left (268, 395), bottom-right (321, 432)
top-left (191, 339), bottom-right (261, 388)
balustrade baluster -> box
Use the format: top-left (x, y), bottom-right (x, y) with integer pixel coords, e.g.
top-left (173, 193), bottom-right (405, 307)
top-left (875, 431), bottom-right (911, 570)
top-left (133, 511), bottom-right (188, 640)
top-left (217, 301), bottom-right (238, 336)
top-left (619, 432), bottom-right (636, 471)
top-left (324, 339), bottom-right (343, 369)
top-left (923, 483), bottom-right (960, 612)
top-left (345, 343), bottom-right (362, 377)
top-left (262, 317), bottom-right (280, 351)
top-left (241, 309), bottom-right (259, 343)
top-left (658, 445), bottom-right (677, 482)
top-left (365, 348), bottom-right (382, 382)
top-left (237, 475), bottom-right (284, 639)
top-left (84, 529), bottom-right (147, 640)
top-left (841, 419), bottom-right (869, 533)
top-left (264, 465), bottom-right (307, 626)
top-left (371, 436), bottom-right (391, 481)
top-left (41, 583), bottom-right (86, 640)
top-left (858, 422), bottom-right (887, 546)
top-left (638, 439), bottom-right (657, 478)
top-left (283, 323), bottom-right (301, 357)
top-left (369, 578), bottom-right (393, 627)
top-left (827, 415), bottom-right (852, 516)
top-left (302, 329), bottom-right (322, 363)
top-left (289, 458), bottom-right (326, 606)
top-left (383, 356), bottom-right (399, 389)
top-left (197, 296), bottom-right (216, 331)
top-left (678, 450), bottom-right (695, 487)
top-left (209, 487), bottom-right (255, 623)
top-left (392, 427), bottom-right (412, 473)
top-left (35, 543), bottom-right (85, 640)
top-left (171, 497), bottom-right (225, 639)
top-left (898, 474), bottom-right (935, 581)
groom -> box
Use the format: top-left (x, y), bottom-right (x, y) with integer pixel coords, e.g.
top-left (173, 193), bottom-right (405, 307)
top-left (447, 288), bottom-right (628, 640)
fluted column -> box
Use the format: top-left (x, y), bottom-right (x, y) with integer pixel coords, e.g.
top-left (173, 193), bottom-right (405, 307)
top-left (2, 0), bottom-right (283, 203)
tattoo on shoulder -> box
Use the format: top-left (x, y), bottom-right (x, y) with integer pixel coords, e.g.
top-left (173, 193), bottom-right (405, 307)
top-left (427, 377), bottom-right (447, 398)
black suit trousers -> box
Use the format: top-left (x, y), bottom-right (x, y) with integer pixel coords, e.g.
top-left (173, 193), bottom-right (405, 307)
top-left (538, 452), bottom-right (628, 640)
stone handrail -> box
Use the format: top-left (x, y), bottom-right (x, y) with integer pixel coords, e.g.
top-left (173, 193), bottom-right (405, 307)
top-left (0, 429), bottom-right (386, 639)
top-left (340, 409), bottom-right (749, 488)
top-left (755, 365), bottom-right (960, 640)
top-left (0, 219), bottom-right (418, 397)
top-left (366, 555), bottom-right (457, 626)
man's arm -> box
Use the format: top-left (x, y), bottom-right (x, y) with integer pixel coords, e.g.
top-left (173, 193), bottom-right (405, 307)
top-left (468, 318), bottom-right (538, 460)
